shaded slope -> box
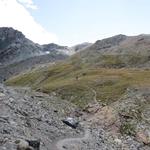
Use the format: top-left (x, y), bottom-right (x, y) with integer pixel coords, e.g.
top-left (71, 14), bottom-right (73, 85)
top-left (0, 27), bottom-right (70, 82)
top-left (0, 27), bottom-right (43, 65)
top-left (0, 27), bottom-right (70, 66)
top-left (0, 53), bottom-right (67, 82)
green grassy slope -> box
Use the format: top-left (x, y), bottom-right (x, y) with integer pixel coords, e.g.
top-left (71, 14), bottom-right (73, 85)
top-left (6, 60), bottom-right (150, 108)
top-left (6, 34), bottom-right (150, 108)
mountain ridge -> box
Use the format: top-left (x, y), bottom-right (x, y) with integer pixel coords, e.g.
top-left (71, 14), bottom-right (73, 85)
top-left (0, 27), bottom-right (94, 82)
top-left (6, 33), bottom-right (150, 101)
top-left (4, 30), bottom-right (150, 150)
top-left (0, 27), bottom-right (71, 66)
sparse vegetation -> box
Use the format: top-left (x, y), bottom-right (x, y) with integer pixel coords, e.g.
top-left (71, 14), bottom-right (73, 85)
top-left (100, 55), bottom-right (125, 67)
top-left (120, 122), bottom-right (136, 136)
top-left (6, 60), bottom-right (150, 108)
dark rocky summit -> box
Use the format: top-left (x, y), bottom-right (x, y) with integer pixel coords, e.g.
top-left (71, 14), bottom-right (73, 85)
top-left (0, 27), bottom-right (70, 82)
top-left (0, 27), bottom-right (43, 65)
top-left (0, 27), bottom-right (70, 66)
top-left (94, 34), bottom-right (127, 50)
top-left (0, 27), bottom-right (94, 82)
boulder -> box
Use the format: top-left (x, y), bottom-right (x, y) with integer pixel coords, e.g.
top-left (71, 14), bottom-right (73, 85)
top-left (26, 140), bottom-right (40, 150)
top-left (16, 139), bottom-right (40, 150)
top-left (62, 117), bottom-right (79, 129)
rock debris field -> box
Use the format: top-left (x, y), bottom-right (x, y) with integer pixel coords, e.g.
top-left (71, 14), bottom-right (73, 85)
top-left (0, 84), bottom-right (150, 150)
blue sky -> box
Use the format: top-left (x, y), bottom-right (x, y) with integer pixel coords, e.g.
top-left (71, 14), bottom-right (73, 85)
top-left (0, 0), bottom-right (150, 46)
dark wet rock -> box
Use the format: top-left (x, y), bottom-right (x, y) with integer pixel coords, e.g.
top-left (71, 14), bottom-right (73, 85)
top-left (26, 140), bottom-right (40, 150)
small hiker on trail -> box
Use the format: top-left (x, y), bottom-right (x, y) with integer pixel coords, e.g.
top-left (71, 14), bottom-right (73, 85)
top-left (76, 76), bottom-right (79, 81)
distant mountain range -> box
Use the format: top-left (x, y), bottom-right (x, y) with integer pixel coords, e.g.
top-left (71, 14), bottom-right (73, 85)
top-left (0, 27), bottom-right (92, 81)
top-left (0, 27), bottom-right (66, 65)
top-left (72, 34), bottom-right (150, 68)
top-left (0, 27), bottom-right (92, 66)
top-left (4, 27), bottom-right (150, 150)
top-left (6, 33), bottom-right (150, 104)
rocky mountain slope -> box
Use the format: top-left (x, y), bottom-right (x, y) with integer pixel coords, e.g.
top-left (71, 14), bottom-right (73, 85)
top-left (43, 43), bottom-right (72, 55)
top-left (0, 27), bottom-right (71, 66)
top-left (0, 27), bottom-right (93, 82)
top-left (0, 27), bottom-right (43, 65)
top-left (0, 27), bottom-right (70, 81)
top-left (73, 34), bottom-right (150, 68)
top-left (6, 34), bottom-right (150, 103)
top-left (0, 84), bottom-right (150, 150)
top-left (6, 33), bottom-right (150, 96)
top-left (4, 33), bottom-right (150, 149)
top-left (0, 84), bottom-right (82, 150)
top-left (0, 53), bottom-right (67, 82)
top-left (70, 42), bottom-right (92, 53)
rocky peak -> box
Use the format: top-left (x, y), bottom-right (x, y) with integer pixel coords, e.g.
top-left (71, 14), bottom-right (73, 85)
top-left (42, 43), bottom-right (68, 52)
top-left (0, 27), bottom-right (25, 41)
top-left (0, 27), bottom-right (43, 65)
top-left (70, 42), bottom-right (92, 52)
top-left (95, 34), bottom-right (127, 50)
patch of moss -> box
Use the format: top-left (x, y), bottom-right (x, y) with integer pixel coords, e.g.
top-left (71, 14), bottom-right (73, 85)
top-left (101, 55), bottom-right (125, 67)
top-left (128, 54), bottom-right (149, 65)
top-left (6, 70), bottom-right (44, 86)
top-left (120, 122), bottom-right (136, 136)
top-left (57, 85), bottom-right (93, 108)
top-left (96, 81), bottom-right (129, 104)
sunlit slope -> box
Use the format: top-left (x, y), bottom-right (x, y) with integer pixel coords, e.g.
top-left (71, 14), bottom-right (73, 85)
top-left (6, 34), bottom-right (150, 107)
top-left (6, 62), bottom-right (150, 108)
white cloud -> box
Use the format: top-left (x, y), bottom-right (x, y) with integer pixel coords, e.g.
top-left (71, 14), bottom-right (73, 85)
top-left (17, 0), bottom-right (37, 10)
top-left (0, 0), bottom-right (58, 44)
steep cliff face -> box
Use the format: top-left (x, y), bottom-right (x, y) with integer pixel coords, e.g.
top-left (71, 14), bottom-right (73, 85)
top-left (0, 27), bottom-right (73, 66)
top-left (0, 27), bottom-right (43, 65)
top-left (0, 27), bottom-right (69, 81)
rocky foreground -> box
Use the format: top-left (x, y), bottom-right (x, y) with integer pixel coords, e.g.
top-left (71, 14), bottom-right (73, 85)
top-left (0, 84), bottom-right (82, 150)
top-left (0, 84), bottom-right (150, 150)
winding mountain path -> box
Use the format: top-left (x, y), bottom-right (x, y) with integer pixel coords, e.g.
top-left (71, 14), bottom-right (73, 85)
top-left (55, 127), bottom-right (90, 150)
top-left (91, 88), bottom-right (98, 103)
top-left (53, 88), bottom-right (97, 150)
top-left (53, 88), bottom-right (98, 150)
